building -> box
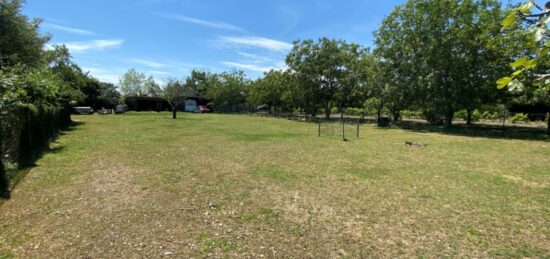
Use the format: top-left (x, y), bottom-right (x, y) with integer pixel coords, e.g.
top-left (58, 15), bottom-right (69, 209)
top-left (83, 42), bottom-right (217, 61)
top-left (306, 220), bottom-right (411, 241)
top-left (183, 97), bottom-right (210, 112)
top-left (125, 96), bottom-right (210, 112)
top-left (125, 97), bottom-right (171, 112)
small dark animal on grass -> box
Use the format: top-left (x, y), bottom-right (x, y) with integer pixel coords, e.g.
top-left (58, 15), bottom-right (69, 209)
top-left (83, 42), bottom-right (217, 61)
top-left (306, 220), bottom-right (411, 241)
top-left (405, 141), bottom-right (426, 148)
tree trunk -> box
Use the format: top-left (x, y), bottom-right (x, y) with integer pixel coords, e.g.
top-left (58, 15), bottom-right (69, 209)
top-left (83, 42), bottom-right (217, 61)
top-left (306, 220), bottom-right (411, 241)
top-left (444, 110), bottom-right (454, 128)
top-left (324, 104), bottom-right (331, 119)
top-left (547, 114), bottom-right (550, 135)
top-left (0, 158), bottom-right (8, 199)
top-left (466, 108), bottom-right (472, 126)
top-left (377, 108), bottom-right (382, 121)
top-left (172, 108), bottom-right (177, 119)
top-left (392, 109), bottom-right (401, 122)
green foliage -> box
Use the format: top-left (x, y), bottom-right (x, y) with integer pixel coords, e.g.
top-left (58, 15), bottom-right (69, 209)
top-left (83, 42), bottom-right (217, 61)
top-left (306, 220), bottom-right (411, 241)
top-left (344, 108), bottom-right (364, 116)
top-left (510, 113), bottom-right (529, 123)
top-left (248, 70), bottom-right (290, 113)
top-left (206, 71), bottom-right (251, 113)
top-left (375, 0), bottom-right (506, 127)
top-left (499, 1), bottom-right (550, 90)
top-left (455, 109), bottom-right (481, 122)
top-left (286, 38), bottom-right (372, 118)
top-left (119, 69), bottom-right (162, 97)
top-left (401, 110), bottom-right (423, 118)
top-left (0, 0), bottom-right (48, 69)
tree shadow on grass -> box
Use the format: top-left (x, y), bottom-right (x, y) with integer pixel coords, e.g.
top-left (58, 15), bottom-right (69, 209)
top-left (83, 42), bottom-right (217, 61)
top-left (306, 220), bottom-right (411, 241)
top-left (0, 121), bottom-right (84, 200)
top-left (394, 121), bottom-right (550, 142)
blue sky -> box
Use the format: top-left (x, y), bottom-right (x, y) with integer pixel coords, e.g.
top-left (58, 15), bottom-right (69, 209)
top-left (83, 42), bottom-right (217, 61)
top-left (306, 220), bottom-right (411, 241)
top-left (23, 0), bottom-right (524, 84)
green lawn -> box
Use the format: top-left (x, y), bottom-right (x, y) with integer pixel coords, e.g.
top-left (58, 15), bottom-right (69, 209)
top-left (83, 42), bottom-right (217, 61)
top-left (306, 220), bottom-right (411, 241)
top-left (1, 112), bottom-right (550, 258)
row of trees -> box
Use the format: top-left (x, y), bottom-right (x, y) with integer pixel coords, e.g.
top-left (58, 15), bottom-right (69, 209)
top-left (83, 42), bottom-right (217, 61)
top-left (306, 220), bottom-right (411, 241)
top-left (114, 0), bottom-right (548, 132)
top-left (1, 0), bottom-right (119, 197)
top-left (233, 0), bottom-right (550, 131)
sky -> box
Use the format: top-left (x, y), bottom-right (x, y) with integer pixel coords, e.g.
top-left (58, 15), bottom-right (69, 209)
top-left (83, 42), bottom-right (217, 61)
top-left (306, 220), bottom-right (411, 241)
top-left (22, 0), bottom-right (526, 84)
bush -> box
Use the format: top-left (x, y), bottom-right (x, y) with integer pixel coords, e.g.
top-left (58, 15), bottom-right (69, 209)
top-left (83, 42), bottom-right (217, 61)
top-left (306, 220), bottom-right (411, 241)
top-left (401, 110), bottom-right (422, 118)
top-left (510, 113), bottom-right (529, 123)
top-left (455, 109), bottom-right (481, 122)
top-left (377, 117), bottom-right (391, 127)
top-left (345, 108), bottom-right (364, 116)
top-left (423, 110), bottom-right (444, 125)
top-left (481, 111), bottom-right (499, 120)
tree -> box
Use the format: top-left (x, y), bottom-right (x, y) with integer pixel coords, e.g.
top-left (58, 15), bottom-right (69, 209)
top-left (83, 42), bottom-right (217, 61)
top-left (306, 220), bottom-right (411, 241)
top-left (375, 0), bottom-right (505, 127)
top-left (118, 69), bottom-right (146, 97)
top-left (206, 71), bottom-right (251, 112)
top-left (248, 70), bottom-right (289, 114)
top-left (97, 82), bottom-right (121, 109)
top-left (0, 0), bottom-right (48, 69)
top-left (286, 38), bottom-right (368, 118)
top-left (185, 69), bottom-right (212, 97)
top-left (144, 76), bottom-right (162, 97)
top-left (162, 79), bottom-right (189, 119)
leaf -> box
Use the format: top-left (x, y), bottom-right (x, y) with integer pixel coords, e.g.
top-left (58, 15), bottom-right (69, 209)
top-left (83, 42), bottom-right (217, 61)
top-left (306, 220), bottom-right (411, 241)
top-left (508, 79), bottom-right (524, 92)
top-left (497, 77), bottom-right (513, 89)
top-left (512, 69), bottom-right (524, 76)
top-left (535, 27), bottom-right (547, 42)
top-left (516, 1), bottom-right (534, 14)
top-left (502, 13), bottom-right (516, 28)
top-left (510, 57), bottom-right (528, 68)
top-left (525, 59), bottom-right (537, 69)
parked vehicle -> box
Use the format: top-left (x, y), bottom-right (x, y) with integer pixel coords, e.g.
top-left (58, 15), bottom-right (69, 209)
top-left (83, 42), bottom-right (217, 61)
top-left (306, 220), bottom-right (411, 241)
top-left (73, 107), bottom-right (93, 115)
top-left (198, 106), bottom-right (210, 113)
top-left (115, 104), bottom-right (128, 114)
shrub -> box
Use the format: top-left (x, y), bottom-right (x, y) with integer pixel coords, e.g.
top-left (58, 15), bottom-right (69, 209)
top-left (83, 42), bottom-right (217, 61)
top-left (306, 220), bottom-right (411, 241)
top-left (423, 110), bottom-right (444, 125)
top-left (510, 113), bottom-right (529, 123)
top-left (481, 111), bottom-right (499, 120)
top-left (401, 110), bottom-right (422, 118)
top-left (345, 108), bottom-right (364, 116)
top-left (455, 109), bottom-right (481, 122)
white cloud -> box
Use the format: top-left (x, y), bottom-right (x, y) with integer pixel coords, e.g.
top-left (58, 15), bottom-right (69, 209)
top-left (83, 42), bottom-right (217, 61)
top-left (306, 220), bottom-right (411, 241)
top-left (163, 14), bottom-right (245, 32)
top-left (221, 61), bottom-right (284, 73)
top-left (132, 58), bottom-right (167, 68)
top-left (83, 67), bottom-right (121, 84)
top-left (42, 22), bottom-right (96, 36)
top-left (220, 36), bottom-right (292, 52)
top-left (61, 39), bottom-right (124, 53)
top-left (236, 51), bottom-right (276, 64)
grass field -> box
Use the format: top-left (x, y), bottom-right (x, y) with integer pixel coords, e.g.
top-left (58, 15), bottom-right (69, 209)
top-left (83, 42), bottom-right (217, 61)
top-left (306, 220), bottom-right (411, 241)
top-left (1, 112), bottom-right (550, 258)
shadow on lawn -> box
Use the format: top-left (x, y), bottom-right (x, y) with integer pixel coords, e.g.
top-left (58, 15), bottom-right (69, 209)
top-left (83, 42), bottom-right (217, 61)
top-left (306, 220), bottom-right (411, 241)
top-left (0, 121), bottom-right (83, 200)
top-left (395, 121), bottom-right (550, 142)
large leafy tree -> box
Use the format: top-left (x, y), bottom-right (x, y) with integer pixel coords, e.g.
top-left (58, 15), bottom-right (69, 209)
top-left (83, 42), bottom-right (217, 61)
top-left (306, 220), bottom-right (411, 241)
top-left (376, 0), bottom-right (505, 127)
top-left (286, 38), bottom-right (368, 118)
top-left (185, 69), bottom-right (213, 97)
top-left (162, 78), bottom-right (195, 119)
top-left (206, 71), bottom-right (251, 112)
top-left (248, 70), bottom-right (289, 114)
top-left (119, 69), bottom-right (146, 97)
top-left (0, 0), bottom-right (48, 69)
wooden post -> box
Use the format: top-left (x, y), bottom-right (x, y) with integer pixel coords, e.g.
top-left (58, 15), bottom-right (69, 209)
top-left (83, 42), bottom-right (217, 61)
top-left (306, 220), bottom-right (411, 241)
top-left (357, 120), bottom-right (360, 138)
top-left (318, 122), bottom-right (321, 137)
top-left (341, 112), bottom-right (345, 141)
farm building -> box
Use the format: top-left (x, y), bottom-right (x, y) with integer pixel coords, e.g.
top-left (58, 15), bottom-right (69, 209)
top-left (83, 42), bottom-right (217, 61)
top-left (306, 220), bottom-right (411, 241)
top-left (125, 97), bottom-right (171, 112)
top-left (125, 96), bottom-right (210, 112)
top-left (184, 97), bottom-right (210, 112)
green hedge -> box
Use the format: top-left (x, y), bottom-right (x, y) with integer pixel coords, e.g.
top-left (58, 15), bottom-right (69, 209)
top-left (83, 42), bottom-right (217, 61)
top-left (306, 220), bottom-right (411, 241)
top-left (0, 106), bottom-right (71, 192)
